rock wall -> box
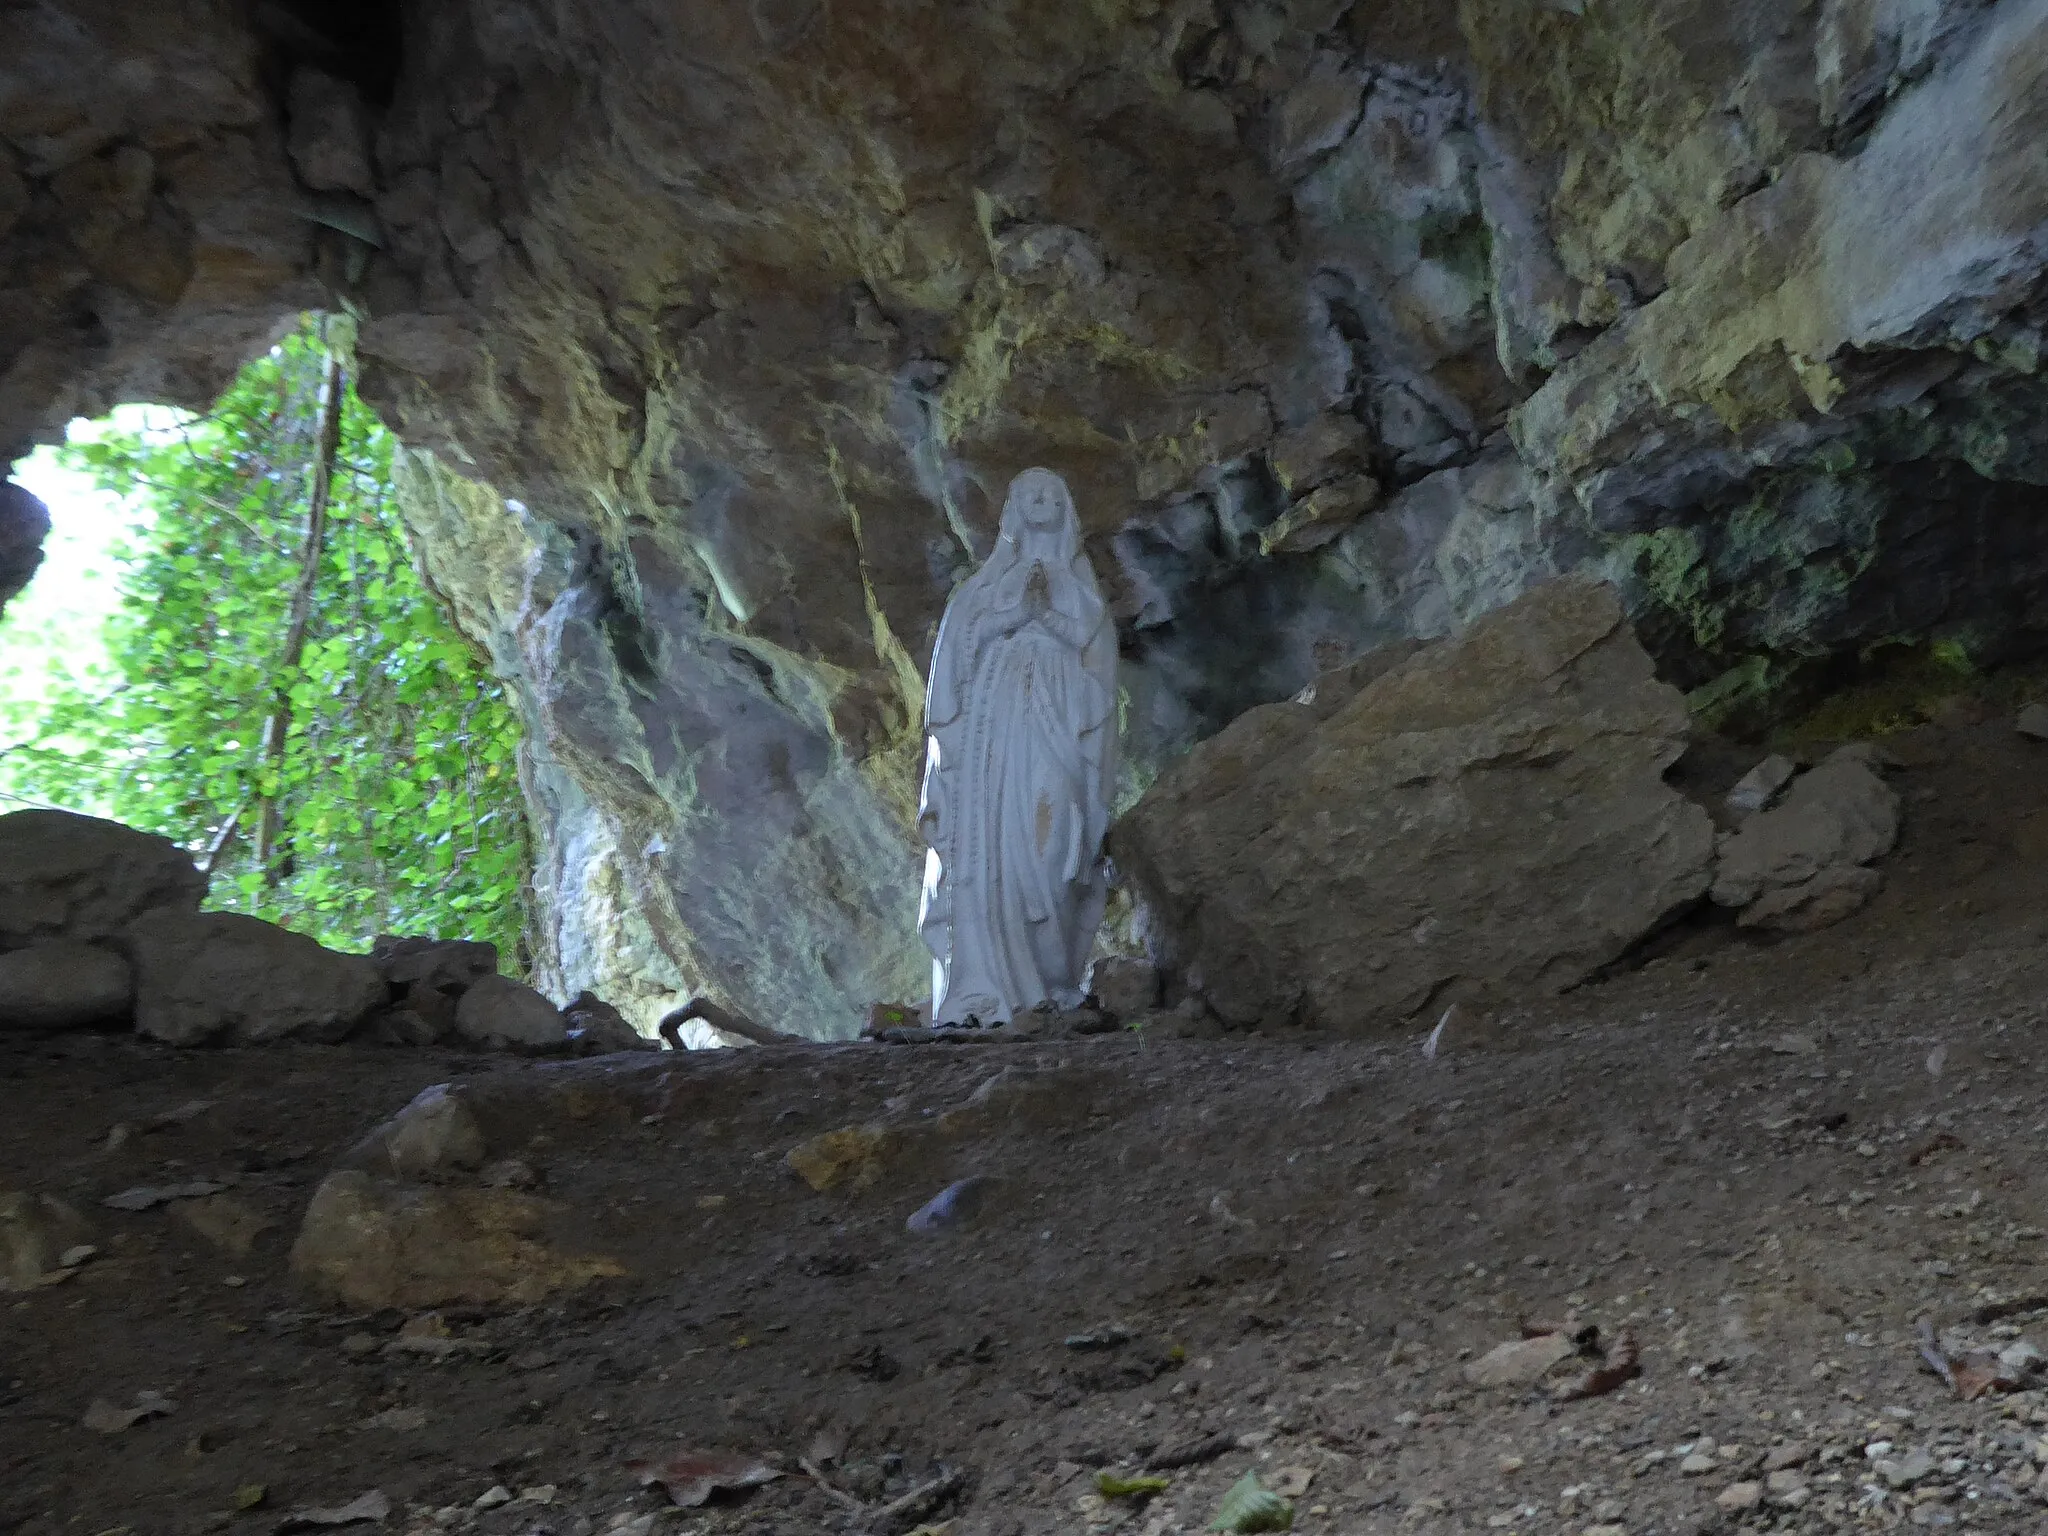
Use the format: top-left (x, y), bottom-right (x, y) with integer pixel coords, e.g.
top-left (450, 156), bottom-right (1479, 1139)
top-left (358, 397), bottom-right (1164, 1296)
top-left (4, 0), bottom-right (2046, 1030)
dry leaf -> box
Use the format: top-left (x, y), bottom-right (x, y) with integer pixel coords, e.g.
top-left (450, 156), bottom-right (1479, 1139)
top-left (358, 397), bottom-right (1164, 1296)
top-left (625, 1447), bottom-right (783, 1507)
top-left (274, 1490), bottom-right (391, 1530)
top-left (1916, 1315), bottom-right (2023, 1400)
top-left (1908, 1131), bottom-right (1965, 1166)
top-left (83, 1391), bottom-right (177, 1434)
top-left (806, 1422), bottom-right (850, 1466)
top-left (1951, 1354), bottom-right (2011, 1401)
top-left (1552, 1329), bottom-right (1641, 1401)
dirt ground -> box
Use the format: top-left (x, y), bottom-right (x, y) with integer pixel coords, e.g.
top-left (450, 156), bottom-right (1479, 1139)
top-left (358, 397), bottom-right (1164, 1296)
top-left (6, 707), bottom-right (2048, 1536)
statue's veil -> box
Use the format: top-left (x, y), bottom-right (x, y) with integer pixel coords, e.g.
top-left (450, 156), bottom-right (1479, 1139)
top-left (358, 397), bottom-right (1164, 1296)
top-left (977, 467), bottom-right (1105, 632)
top-left (924, 468), bottom-right (1108, 730)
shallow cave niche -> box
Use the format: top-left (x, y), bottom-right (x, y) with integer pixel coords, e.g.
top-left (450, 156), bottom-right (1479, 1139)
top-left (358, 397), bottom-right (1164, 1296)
top-left (253, 0), bottom-right (409, 107)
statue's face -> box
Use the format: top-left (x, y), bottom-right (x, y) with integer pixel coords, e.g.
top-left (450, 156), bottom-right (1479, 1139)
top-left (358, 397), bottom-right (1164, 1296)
top-left (1014, 472), bottom-right (1065, 532)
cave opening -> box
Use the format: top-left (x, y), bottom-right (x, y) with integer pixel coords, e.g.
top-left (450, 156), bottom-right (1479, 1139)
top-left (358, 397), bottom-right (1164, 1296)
top-left (0, 314), bottom-right (532, 969)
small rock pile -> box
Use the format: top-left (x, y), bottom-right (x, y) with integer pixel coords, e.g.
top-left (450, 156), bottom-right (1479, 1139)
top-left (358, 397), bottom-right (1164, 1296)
top-left (1711, 743), bottom-right (1901, 932)
top-left (0, 809), bottom-right (650, 1054)
top-left (1633, 1391), bottom-right (2048, 1524)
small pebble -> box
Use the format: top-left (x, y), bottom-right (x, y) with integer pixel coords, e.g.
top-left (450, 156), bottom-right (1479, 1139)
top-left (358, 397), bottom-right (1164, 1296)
top-left (1717, 1481), bottom-right (1763, 1512)
top-left (1763, 1443), bottom-right (1811, 1472)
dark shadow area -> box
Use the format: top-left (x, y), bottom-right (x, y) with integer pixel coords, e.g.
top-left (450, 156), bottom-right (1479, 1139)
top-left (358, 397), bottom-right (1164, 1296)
top-left (254, 0), bottom-right (409, 106)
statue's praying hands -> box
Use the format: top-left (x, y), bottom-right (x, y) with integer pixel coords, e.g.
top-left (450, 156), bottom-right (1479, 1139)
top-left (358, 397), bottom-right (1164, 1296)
top-left (1024, 561), bottom-right (1051, 617)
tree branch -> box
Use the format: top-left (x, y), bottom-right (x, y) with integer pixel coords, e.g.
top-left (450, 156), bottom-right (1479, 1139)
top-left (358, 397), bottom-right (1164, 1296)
top-left (253, 330), bottom-right (344, 884)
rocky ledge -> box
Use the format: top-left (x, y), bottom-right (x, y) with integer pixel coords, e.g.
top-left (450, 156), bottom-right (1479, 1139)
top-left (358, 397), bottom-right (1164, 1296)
top-left (0, 808), bottom-right (650, 1056)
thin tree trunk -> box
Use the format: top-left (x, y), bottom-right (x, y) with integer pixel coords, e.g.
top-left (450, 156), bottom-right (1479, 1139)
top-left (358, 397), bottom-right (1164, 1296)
top-left (253, 338), bottom-right (344, 884)
top-left (201, 801), bottom-right (246, 877)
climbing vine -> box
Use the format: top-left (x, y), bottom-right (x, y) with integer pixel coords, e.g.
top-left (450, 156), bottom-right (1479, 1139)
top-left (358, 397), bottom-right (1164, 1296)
top-left (0, 316), bottom-right (532, 962)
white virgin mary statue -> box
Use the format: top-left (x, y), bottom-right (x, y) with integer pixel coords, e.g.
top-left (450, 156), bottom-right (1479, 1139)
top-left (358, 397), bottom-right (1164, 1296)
top-left (917, 468), bottom-right (1118, 1025)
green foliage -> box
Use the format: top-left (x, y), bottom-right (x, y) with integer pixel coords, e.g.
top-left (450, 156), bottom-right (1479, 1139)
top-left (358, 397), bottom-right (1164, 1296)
top-left (0, 316), bottom-right (531, 962)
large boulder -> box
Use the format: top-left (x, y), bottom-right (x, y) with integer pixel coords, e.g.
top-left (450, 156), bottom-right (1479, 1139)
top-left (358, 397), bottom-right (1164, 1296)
top-left (560, 990), bottom-right (655, 1054)
top-left (0, 810), bottom-right (204, 951)
top-left (1109, 579), bottom-right (1716, 1031)
top-left (1711, 744), bottom-right (1900, 932)
top-left (0, 941), bottom-right (133, 1031)
top-left (124, 911), bottom-right (388, 1045)
top-left (452, 973), bottom-right (568, 1052)
top-left (346, 1084), bottom-right (488, 1180)
top-left (369, 934), bottom-right (499, 994)
top-left (289, 1170), bottom-right (623, 1308)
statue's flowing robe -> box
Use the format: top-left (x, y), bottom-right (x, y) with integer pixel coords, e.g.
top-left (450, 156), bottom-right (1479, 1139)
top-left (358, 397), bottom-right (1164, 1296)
top-left (918, 476), bottom-right (1117, 1024)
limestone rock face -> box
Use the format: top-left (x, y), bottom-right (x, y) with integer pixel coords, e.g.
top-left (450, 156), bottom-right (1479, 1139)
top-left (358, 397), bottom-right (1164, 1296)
top-left (0, 1), bottom-right (323, 486)
top-left (7, 2), bottom-right (2048, 1026)
top-left (1110, 581), bottom-right (1715, 1030)
top-left (0, 810), bottom-right (205, 951)
top-left (0, 941), bottom-right (132, 1031)
top-left (124, 910), bottom-right (388, 1045)
top-left (285, 69), bottom-right (374, 197)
